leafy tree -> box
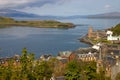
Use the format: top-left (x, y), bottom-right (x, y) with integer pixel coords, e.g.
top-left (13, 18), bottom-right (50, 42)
top-left (20, 48), bottom-right (28, 75)
top-left (65, 60), bottom-right (81, 80)
top-left (20, 48), bottom-right (37, 80)
top-left (0, 66), bottom-right (8, 80)
top-left (34, 61), bottom-right (53, 80)
top-left (83, 62), bottom-right (97, 80)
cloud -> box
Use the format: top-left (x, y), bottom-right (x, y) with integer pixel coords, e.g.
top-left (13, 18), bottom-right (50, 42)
top-left (105, 4), bottom-right (111, 9)
top-left (19, 0), bottom-right (81, 16)
top-left (0, 0), bottom-right (61, 9)
top-left (0, 0), bottom-right (33, 8)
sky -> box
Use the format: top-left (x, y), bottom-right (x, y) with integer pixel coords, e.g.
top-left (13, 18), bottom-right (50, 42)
top-left (0, 0), bottom-right (120, 16)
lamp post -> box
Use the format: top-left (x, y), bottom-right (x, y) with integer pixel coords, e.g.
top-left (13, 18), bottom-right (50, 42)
top-left (99, 44), bottom-right (102, 60)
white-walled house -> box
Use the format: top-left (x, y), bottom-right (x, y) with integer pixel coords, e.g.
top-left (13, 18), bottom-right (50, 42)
top-left (92, 43), bottom-right (101, 50)
top-left (106, 30), bottom-right (120, 41)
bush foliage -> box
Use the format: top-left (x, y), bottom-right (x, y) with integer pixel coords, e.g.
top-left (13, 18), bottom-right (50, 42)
top-left (111, 23), bottom-right (120, 36)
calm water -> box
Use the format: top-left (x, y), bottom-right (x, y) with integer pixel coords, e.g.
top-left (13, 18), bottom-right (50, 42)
top-left (0, 18), bottom-right (120, 58)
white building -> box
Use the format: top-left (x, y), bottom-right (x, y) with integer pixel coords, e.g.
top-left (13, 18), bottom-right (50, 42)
top-left (106, 30), bottom-right (120, 41)
top-left (92, 43), bottom-right (101, 50)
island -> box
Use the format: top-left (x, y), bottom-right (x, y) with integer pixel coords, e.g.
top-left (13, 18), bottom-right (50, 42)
top-left (0, 16), bottom-right (75, 28)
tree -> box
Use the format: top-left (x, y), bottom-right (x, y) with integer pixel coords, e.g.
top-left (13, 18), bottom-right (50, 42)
top-left (111, 23), bottom-right (120, 36)
top-left (20, 48), bottom-right (28, 76)
top-left (34, 61), bottom-right (53, 80)
top-left (65, 60), bottom-right (81, 80)
top-left (84, 62), bottom-right (97, 80)
top-left (1, 49), bottom-right (36, 79)
top-left (20, 48), bottom-right (37, 80)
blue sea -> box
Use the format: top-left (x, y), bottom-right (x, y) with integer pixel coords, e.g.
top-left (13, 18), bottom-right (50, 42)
top-left (0, 18), bottom-right (120, 58)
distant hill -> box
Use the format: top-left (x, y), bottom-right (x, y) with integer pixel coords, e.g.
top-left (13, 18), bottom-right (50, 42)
top-left (0, 9), bottom-right (63, 20)
top-left (64, 12), bottom-right (120, 19)
top-left (85, 12), bottom-right (120, 18)
top-left (0, 9), bottom-right (41, 18)
top-left (0, 9), bottom-right (120, 19)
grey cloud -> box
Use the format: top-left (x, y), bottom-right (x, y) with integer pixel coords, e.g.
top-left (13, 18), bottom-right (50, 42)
top-left (0, 0), bottom-right (61, 9)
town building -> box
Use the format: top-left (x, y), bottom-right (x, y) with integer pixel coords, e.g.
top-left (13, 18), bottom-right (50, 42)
top-left (40, 54), bottom-right (52, 61)
top-left (58, 51), bottom-right (77, 61)
top-left (0, 55), bottom-right (20, 67)
top-left (92, 43), bottom-right (101, 50)
top-left (88, 27), bottom-right (106, 40)
top-left (106, 30), bottom-right (120, 43)
top-left (77, 52), bottom-right (96, 62)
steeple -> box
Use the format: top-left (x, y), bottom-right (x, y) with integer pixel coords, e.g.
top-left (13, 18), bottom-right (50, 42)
top-left (88, 27), bottom-right (93, 38)
top-left (96, 31), bottom-right (100, 40)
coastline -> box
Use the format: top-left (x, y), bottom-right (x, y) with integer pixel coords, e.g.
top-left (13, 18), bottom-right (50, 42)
top-left (79, 35), bottom-right (94, 45)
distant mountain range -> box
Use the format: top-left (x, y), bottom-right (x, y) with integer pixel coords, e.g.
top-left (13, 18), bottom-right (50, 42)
top-left (0, 9), bottom-right (62, 20)
top-left (0, 9), bottom-right (40, 18)
top-left (65, 12), bottom-right (120, 19)
top-left (85, 12), bottom-right (120, 18)
top-left (0, 9), bottom-right (120, 19)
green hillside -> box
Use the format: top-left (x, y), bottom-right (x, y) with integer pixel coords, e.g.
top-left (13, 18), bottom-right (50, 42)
top-left (0, 16), bottom-right (75, 28)
top-left (111, 23), bottom-right (120, 35)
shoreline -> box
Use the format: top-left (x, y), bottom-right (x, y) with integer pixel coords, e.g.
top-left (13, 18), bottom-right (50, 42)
top-left (79, 35), bottom-right (94, 46)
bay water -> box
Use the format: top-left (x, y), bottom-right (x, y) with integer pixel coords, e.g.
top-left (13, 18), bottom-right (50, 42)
top-left (0, 18), bottom-right (120, 58)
